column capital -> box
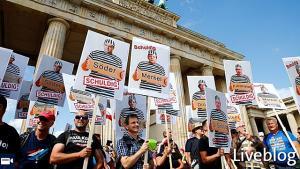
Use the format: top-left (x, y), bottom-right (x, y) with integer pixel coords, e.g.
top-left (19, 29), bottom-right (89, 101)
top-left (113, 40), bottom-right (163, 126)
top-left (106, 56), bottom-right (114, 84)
top-left (171, 54), bottom-right (181, 61)
top-left (48, 17), bottom-right (70, 30)
top-left (201, 64), bottom-right (213, 76)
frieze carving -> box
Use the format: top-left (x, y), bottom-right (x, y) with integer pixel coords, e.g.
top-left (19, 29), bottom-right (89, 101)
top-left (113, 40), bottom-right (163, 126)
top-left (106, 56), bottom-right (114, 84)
top-left (30, 0), bottom-right (225, 66)
top-left (118, 0), bottom-right (177, 27)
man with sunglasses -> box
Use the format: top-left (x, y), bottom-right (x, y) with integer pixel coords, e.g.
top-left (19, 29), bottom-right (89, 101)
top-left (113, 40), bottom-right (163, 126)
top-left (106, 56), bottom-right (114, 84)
top-left (50, 111), bottom-right (106, 169)
top-left (19, 111), bottom-right (56, 169)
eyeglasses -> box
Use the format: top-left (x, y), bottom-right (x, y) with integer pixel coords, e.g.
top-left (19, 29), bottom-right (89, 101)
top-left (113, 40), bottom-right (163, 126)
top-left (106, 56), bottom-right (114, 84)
top-left (75, 115), bottom-right (88, 120)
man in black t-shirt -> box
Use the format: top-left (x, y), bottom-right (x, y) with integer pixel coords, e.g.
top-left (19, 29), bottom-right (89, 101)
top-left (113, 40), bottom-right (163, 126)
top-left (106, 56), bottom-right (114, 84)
top-left (19, 111), bottom-right (56, 169)
top-left (199, 120), bottom-right (233, 169)
top-left (0, 95), bottom-right (20, 169)
top-left (50, 111), bottom-right (107, 169)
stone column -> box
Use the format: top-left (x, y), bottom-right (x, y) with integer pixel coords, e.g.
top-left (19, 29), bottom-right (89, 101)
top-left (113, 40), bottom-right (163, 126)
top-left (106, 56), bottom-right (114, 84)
top-left (262, 119), bottom-right (270, 134)
top-left (287, 112), bottom-right (298, 136)
top-left (170, 55), bottom-right (187, 148)
top-left (249, 116), bottom-right (259, 136)
top-left (38, 17), bottom-right (70, 59)
top-left (201, 64), bottom-right (213, 76)
top-left (239, 106), bottom-right (253, 135)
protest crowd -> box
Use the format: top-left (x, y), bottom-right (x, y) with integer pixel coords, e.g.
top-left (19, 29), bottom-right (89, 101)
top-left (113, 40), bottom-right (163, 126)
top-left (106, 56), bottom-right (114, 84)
top-left (1, 28), bottom-right (300, 169)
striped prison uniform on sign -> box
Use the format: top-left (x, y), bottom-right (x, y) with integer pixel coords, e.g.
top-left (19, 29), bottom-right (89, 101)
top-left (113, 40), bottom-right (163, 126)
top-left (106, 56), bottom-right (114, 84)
top-left (211, 109), bottom-right (229, 147)
top-left (120, 107), bottom-right (144, 136)
top-left (86, 50), bottom-right (122, 98)
top-left (230, 74), bottom-right (252, 104)
top-left (192, 90), bottom-right (207, 119)
top-left (296, 76), bottom-right (300, 86)
top-left (37, 70), bottom-right (63, 105)
top-left (0, 63), bottom-right (20, 97)
top-left (158, 104), bottom-right (179, 116)
top-left (137, 61), bottom-right (165, 93)
top-left (227, 105), bottom-right (238, 129)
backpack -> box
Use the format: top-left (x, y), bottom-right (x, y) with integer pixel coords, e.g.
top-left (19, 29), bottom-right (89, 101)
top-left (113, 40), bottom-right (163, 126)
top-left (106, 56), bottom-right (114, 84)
top-left (116, 136), bottom-right (143, 169)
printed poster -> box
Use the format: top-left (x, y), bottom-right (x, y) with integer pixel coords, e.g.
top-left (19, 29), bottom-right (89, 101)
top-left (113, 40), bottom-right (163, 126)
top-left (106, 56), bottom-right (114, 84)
top-left (15, 81), bottom-right (32, 119)
top-left (206, 88), bottom-right (231, 150)
top-left (128, 37), bottom-right (170, 99)
top-left (63, 73), bottom-right (108, 125)
top-left (227, 104), bottom-right (242, 130)
top-left (0, 47), bottom-right (12, 85)
top-left (253, 83), bottom-right (286, 110)
top-left (116, 87), bottom-right (147, 140)
top-left (224, 60), bottom-right (255, 105)
top-left (156, 110), bottom-right (176, 124)
top-left (0, 52), bottom-right (29, 100)
top-left (150, 73), bottom-right (180, 116)
top-left (74, 30), bottom-right (130, 100)
top-left (283, 57), bottom-right (300, 114)
top-left (29, 55), bottom-right (74, 106)
top-left (187, 76), bottom-right (215, 119)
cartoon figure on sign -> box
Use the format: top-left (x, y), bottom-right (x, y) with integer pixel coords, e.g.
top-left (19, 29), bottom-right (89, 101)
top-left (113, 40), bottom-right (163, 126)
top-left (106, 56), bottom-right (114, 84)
top-left (257, 85), bottom-right (281, 107)
top-left (192, 80), bottom-right (207, 119)
top-left (229, 64), bottom-right (253, 104)
top-left (156, 84), bottom-right (179, 116)
top-left (119, 94), bottom-right (145, 135)
top-left (209, 95), bottom-right (229, 147)
top-left (133, 49), bottom-right (168, 93)
top-left (35, 61), bottom-right (65, 105)
top-left (81, 39), bottom-right (124, 98)
top-left (227, 105), bottom-right (240, 129)
top-left (295, 65), bottom-right (300, 95)
top-left (69, 87), bottom-right (94, 111)
top-left (0, 54), bottom-right (21, 97)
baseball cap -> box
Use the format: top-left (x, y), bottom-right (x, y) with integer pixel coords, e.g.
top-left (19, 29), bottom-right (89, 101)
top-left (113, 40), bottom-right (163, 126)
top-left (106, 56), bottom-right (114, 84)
top-left (38, 111), bottom-right (55, 121)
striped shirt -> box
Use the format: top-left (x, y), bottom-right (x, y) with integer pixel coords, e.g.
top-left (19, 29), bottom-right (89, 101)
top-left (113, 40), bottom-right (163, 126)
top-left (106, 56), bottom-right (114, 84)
top-left (230, 74), bottom-right (251, 94)
top-left (157, 103), bottom-right (179, 116)
top-left (70, 87), bottom-right (93, 112)
top-left (296, 76), bottom-right (300, 86)
top-left (0, 63), bottom-right (20, 97)
top-left (137, 61), bottom-right (165, 93)
top-left (37, 70), bottom-right (63, 105)
top-left (211, 109), bottom-right (229, 147)
top-left (86, 50), bottom-right (122, 98)
top-left (192, 90), bottom-right (206, 119)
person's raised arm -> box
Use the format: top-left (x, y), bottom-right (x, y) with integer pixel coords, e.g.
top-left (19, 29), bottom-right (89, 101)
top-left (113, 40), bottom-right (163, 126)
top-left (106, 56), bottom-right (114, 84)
top-left (199, 149), bottom-right (222, 164)
top-left (120, 141), bottom-right (148, 169)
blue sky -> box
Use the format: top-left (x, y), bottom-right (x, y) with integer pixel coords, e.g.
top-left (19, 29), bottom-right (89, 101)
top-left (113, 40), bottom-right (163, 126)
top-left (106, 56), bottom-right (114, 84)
top-left (168, 0), bottom-right (300, 89)
top-left (3, 0), bottom-right (300, 134)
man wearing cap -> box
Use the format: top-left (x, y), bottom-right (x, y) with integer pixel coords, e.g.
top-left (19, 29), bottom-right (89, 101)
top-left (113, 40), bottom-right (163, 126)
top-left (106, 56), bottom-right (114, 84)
top-left (0, 95), bottom-right (20, 169)
top-left (0, 54), bottom-right (21, 97)
top-left (82, 38), bottom-right (124, 98)
top-left (185, 119), bottom-right (205, 169)
top-left (133, 49), bottom-right (167, 93)
top-left (19, 111), bottom-right (56, 169)
top-left (119, 94), bottom-right (145, 136)
top-left (50, 111), bottom-right (106, 169)
top-left (192, 80), bottom-right (207, 119)
top-left (295, 65), bottom-right (300, 95)
top-left (229, 64), bottom-right (253, 104)
top-left (35, 60), bottom-right (64, 105)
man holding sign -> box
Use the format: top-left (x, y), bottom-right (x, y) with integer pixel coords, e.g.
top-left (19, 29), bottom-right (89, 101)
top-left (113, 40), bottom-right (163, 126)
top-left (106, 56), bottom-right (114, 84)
top-left (133, 49), bottom-right (168, 93)
top-left (209, 95), bottom-right (229, 147)
top-left (81, 39), bottom-right (124, 98)
top-left (35, 61), bottom-right (65, 105)
top-left (0, 55), bottom-right (21, 97)
top-left (192, 80), bottom-right (207, 119)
